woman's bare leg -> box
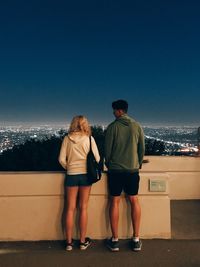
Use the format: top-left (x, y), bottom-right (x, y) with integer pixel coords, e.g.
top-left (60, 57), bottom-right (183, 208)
top-left (65, 186), bottom-right (79, 243)
top-left (78, 186), bottom-right (91, 243)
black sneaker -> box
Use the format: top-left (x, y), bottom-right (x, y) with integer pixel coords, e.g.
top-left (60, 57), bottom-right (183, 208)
top-left (80, 237), bottom-right (92, 250)
top-left (132, 239), bottom-right (142, 252)
top-left (65, 240), bottom-right (74, 251)
top-left (107, 238), bottom-right (119, 252)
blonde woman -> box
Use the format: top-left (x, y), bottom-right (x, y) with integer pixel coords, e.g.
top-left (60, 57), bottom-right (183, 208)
top-left (59, 115), bottom-right (100, 251)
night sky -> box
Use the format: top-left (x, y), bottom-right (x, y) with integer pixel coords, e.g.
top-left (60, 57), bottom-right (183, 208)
top-left (0, 0), bottom-right (200, 126)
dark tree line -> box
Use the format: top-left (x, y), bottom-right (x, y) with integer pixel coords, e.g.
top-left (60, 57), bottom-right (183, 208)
top-left (145, 139), bottom-right (165, 155)
top-left (0, 126), bottom-right (165, 171)
top-left (0, 137), bottom-right (63, 171)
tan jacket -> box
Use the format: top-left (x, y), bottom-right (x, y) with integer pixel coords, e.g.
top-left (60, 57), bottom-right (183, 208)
top-left (59, 133), bottom-right (100, 175)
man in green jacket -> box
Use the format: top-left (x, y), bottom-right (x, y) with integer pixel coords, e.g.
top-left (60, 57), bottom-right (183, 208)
top-left (105, 99), bottom-right (145, 252)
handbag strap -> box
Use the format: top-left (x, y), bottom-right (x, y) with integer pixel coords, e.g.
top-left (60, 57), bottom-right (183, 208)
top-left (89, 136), bottom-right (92, 152)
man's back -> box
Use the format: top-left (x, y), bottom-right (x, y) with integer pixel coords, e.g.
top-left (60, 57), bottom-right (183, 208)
top-left (105, 114), bottom-right (145, 172)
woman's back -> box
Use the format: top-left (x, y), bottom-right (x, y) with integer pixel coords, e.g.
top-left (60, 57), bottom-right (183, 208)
top-left (59, 133), bottom-right (100, 174)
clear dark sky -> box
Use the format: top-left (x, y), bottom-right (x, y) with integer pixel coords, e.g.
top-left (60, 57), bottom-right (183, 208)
top-left (0, 0), bottom-right (200, 126)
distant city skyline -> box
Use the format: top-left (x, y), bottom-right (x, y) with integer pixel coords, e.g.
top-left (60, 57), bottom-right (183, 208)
top-left (0, 121), bottom-right (199, 128)
top-left (0, 1), bottom-right (200, 126)
top-left (0, 123), bottom-right (198, 156)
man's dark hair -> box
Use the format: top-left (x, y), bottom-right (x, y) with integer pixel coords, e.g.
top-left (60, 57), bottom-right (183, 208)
top-left (112, 99), bottom-right (128, 112)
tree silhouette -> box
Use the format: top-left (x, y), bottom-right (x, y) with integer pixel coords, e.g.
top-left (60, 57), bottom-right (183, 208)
top-left (0, 137), bottom-right (63, 171)
top-left (145, 138), bottom-right (165, 155)
top-left (0, 126), bottom-right (166, 171)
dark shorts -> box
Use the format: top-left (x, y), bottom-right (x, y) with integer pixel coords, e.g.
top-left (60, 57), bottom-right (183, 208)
top-left (108, 171), bottom-right (140, 196)
top-left (65, 174), bottom-right (92, 187)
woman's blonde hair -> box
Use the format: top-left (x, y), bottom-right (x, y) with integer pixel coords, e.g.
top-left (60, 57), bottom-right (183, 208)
top-left (68, 115), bottom-right (91, 136)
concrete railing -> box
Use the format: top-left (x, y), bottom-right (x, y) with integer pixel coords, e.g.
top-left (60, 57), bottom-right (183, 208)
top-left (142, 156), bottom-right (200, 200)
top-left (0, 156), bottom-right (199, 241)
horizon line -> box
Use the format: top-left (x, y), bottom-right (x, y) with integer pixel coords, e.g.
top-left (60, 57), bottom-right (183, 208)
top-left (0, 121), bottom-right (199, 128)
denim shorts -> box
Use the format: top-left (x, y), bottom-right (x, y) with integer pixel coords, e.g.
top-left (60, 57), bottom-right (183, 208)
top-left (65, 174), bottom-right (92, 187)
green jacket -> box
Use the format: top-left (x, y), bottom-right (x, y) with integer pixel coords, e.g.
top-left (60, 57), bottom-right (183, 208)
top-left (105, 114), bottom-right (145, 172)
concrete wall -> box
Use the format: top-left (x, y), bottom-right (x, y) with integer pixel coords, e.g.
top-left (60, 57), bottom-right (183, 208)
top-left (0, 156), bottom-right (199, 241)
top-left (142, 156), bottom-right (200, 199)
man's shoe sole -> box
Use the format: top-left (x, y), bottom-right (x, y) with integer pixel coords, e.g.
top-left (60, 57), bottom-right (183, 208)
top-left (107, 245), bottom-right (119, 252)
top-left (132, 243), bottom-right (142, 252)
top-left (133, 247), bottom-right (142, 252)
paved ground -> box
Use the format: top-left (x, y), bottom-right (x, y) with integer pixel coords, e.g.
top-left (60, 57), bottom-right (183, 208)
top-left (171, 200), bottom-right (200, 239)
top-left (0, 239), bottom-right (200, 267)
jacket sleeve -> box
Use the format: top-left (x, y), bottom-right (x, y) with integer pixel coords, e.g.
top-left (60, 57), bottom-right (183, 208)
top-left (91, 136), bottom-right (100, 163)
top-left (137, 126), bottom-right (145, 168)
top-left (58, 136), bottom-right (68, 170)
top-left (104, 125), bottom-right (114, 168)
